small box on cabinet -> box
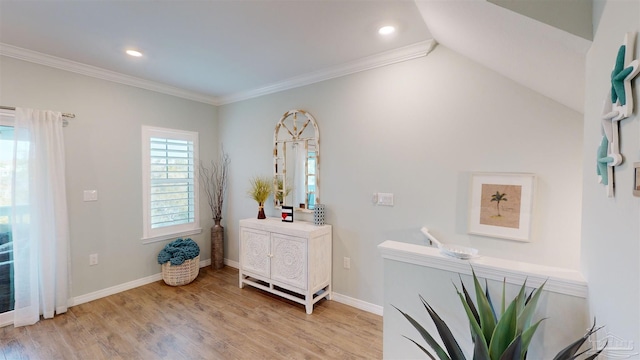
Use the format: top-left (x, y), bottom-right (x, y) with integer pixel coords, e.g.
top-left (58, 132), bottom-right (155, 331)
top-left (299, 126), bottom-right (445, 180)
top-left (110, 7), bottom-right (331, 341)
top-left (281, 206), bottom-right (293, 222)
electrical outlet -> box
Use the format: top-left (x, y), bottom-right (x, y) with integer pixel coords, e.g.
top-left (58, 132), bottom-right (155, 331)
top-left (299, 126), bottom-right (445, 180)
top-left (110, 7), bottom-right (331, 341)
top-left (83, 190), bottom-right (98, 202)
top-left (343, 257), bottom-right (351, 269)
top-left (89, 253), bottom-right (98, 266)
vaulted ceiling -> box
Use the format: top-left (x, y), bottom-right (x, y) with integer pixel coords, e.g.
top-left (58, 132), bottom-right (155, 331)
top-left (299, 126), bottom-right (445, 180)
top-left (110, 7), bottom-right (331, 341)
top-left (0, 1), bottom-right (592, 112)
top-left (415, 0), bottom-right (592, 113)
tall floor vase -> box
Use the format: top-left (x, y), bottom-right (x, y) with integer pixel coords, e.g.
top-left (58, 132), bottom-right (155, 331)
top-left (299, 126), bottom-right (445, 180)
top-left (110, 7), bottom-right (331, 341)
top-left (211, 218), bottom-right (224, 270)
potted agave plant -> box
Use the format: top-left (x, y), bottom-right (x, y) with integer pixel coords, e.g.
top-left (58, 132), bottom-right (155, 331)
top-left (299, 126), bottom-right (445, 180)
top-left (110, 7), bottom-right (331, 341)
top-left (248, 176), bottom-right (272, 219)
top-left (394, 269), bottom-right (606, 360)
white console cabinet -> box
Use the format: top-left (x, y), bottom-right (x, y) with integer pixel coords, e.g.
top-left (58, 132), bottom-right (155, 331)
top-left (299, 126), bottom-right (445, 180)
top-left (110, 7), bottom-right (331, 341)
top-left (239, 218), bottom-right (332, 314)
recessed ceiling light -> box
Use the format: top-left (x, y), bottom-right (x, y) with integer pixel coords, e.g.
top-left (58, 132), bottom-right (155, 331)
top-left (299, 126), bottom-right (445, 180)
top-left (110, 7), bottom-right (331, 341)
top-left (126, 49), bottom-right (143, 57)
top-left (378, 25), bottom-right (396, 36)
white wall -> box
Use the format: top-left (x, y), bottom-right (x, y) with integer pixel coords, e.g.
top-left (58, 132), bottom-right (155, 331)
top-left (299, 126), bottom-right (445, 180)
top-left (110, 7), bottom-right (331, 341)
top-left (0, 56), bottom-right (218, 297)
top-left (219, 45), bottom-right (584, 307)
top-left (582, 1), bottom-right (640, 357)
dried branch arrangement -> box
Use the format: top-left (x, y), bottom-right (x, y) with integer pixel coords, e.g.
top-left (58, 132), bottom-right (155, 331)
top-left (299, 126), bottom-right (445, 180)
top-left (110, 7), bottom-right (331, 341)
top-left (200, 150), bottom-right (230, 221)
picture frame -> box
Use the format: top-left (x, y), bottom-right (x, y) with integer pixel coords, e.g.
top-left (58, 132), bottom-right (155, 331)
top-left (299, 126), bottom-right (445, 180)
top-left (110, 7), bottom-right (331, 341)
top-left (468, 173), bottom-right (536, 242)
top-left (281, 206), bottom-right (294, 222)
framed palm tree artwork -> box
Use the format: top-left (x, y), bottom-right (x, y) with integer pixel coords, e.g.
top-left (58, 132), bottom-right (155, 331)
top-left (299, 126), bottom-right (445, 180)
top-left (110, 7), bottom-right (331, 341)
top-left (468, 173), bottom-right (536, 242)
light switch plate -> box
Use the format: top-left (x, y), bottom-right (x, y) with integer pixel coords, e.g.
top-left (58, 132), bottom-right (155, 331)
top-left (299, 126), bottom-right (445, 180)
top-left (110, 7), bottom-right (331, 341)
top-left (83, 190), bottom-right (98, 202)
top-left (377, 192), bottom-right (394, 206)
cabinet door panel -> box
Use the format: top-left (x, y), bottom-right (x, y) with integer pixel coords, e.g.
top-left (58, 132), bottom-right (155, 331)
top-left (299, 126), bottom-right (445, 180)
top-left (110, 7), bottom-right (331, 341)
top-left (240, 228), bottom-right (270, 278)
top-left (271, 233), bottom-right (307, 290)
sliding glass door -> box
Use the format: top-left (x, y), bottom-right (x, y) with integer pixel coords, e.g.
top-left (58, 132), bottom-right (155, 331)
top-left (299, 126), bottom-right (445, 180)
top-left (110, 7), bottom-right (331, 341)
top-left (0, 122), bottom-right (15, 313)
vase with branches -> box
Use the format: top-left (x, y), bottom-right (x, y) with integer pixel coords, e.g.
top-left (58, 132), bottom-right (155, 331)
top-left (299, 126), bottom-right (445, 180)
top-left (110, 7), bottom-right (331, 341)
top-left (200, 150), bottom-right (230, 270)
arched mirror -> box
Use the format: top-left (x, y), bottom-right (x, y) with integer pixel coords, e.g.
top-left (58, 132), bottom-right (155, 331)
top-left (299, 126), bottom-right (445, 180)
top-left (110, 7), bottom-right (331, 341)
top-left (273, 110), bottom-right (320, 212)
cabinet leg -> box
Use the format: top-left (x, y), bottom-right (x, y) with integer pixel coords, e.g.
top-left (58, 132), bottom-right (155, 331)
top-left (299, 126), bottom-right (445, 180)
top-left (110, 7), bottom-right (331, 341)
top-left (306, 303), bottom-right (313, 314)
top-left (239, 273), bottom-right (244, 288)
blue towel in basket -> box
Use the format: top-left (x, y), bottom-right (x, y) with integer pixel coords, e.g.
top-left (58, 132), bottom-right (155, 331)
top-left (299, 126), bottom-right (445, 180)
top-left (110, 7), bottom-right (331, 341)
top-left (157, 238), bottom-right (200, 265)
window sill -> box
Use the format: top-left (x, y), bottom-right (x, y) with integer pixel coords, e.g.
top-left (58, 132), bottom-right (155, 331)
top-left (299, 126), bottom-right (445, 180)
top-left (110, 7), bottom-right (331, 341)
top-left (142, 228), bottom-right (202, 244)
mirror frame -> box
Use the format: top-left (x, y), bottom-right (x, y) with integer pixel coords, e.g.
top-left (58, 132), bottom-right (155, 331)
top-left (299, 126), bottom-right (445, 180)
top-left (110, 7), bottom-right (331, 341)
top-left (273, 109), bottom-right (320, 212)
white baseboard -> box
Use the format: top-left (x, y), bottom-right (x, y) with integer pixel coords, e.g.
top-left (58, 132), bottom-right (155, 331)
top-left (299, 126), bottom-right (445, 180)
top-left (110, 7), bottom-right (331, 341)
top-left (70, 273), bottom-right (163, 307)
top-left (70, 258), bottom-right (212, 307)
top-left (224, 258), bottom-right (239, 268)
top-left (331, 292), bottom-right (383, 316)
top-left (0, 310), bottom-right (13, 327)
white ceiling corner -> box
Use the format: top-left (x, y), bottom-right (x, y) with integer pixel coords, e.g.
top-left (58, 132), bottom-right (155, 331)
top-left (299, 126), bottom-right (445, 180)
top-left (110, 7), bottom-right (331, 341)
top-left (415, 0), bottom-right (591, 114)
top-left (217, 39), bottom-right (437, 105)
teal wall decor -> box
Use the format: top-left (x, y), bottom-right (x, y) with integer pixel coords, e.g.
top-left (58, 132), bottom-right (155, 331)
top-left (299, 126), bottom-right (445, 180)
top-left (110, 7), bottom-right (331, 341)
top-left (598, 32), bottom-right (640, 197)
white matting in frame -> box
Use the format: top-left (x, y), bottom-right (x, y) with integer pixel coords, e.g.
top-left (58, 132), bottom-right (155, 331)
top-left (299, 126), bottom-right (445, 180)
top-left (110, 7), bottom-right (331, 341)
top-left (468, 173), bottom-right (536, 242)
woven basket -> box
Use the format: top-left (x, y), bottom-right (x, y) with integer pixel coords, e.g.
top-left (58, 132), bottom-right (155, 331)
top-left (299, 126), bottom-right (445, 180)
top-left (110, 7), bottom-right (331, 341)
top-left (161, 255), bottom-right (200, 286)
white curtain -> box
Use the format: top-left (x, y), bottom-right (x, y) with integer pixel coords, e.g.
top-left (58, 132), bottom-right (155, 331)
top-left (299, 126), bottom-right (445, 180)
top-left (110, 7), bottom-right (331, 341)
top-left (11, 108), bottom-right (70, 326)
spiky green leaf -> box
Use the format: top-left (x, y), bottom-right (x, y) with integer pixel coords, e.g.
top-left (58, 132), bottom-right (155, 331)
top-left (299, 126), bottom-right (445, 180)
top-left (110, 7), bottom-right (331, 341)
top-left (472, 269), bottom-right (496, 344)
top-left (515, 279), bottom-right (528, 315)
top-left (455, 280), bottom-right (479, 346)
top-left (524, 289), bottom-right (534, 305)
top-left (519, 318), bottom-right (545, 359)
top-left (582, 341), bottom-right (606, 360)
top-left (570, 347), bottom-right (592, 359)
top-left (420, 295), bottom-right (466, 360)
top-left (489, 297), bottom-right (518, 359)
top-left (553, 319), bottom-right (602, 360)
top-left (393, 305), bottom-right (451, 360)
top-left (459, 275), bottom-right (480, 326)
top-left (455, 289), bottom-right (489, 360)
top-left (403, 335), bottom-right (438, 360)
top-left (472, 331), bottom-right (491, 360)
top-left (517, 280), bottom-right (546, 332)
top-left (499, 335), bottom-right (522, 360)
top-left (485, 279), bottom-right (498, 323)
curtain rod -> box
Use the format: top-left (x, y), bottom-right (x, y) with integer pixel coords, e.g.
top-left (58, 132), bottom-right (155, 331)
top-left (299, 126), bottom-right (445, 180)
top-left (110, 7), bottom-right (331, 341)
top-left (0, 105), bottom-right (76, 118)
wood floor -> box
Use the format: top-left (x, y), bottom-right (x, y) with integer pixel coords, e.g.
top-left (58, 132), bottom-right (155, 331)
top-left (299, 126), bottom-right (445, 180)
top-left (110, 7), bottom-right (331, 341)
top-left (0, 266), bottom-right (382, 359)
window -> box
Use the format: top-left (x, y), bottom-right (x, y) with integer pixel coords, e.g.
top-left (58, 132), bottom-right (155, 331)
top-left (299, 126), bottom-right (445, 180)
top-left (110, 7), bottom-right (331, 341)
top-left (141, 126), bottom-right (200, 243)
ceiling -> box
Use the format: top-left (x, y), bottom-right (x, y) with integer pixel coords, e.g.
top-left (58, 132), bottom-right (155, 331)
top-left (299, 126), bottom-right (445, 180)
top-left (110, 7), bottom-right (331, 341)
top-left (0, 1), bottom-right (591, 112)
top-left (0, 1), bottom-right (432, 105)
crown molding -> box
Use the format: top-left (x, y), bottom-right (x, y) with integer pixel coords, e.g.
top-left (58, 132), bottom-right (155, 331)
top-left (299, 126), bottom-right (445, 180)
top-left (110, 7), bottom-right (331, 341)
top-left (1, 40), bottom-right (436, 107)
top-left (217, 39), bottom-right (437, 105)
top-left (0, 43), bottom-right (218, 105)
